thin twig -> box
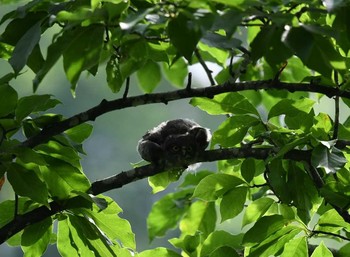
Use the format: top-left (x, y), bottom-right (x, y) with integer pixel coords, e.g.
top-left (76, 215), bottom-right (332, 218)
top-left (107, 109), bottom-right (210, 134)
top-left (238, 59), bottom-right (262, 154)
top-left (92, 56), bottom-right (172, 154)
top-left (194, 48), bottom-right (216, 86)
top-left (273, 62), bottom-right (288, 81)
top-left (14, 194), bottom-right (18, 221)
top-left (123, 77), bottom-right (130, 99)
top-left (311, 230), bottom-right (350, 241)
top-left (333, 71), bottom-right (340, 140)
top-left (186, 72), bottom-right (192, 91)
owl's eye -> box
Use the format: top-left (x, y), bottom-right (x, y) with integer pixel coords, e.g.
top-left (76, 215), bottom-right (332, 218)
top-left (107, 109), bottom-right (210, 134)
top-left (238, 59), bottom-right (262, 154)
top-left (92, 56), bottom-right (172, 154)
top-left (172, 145), bottom-right (180, 151)
top-left (187, 146), bottom-right (193, 152)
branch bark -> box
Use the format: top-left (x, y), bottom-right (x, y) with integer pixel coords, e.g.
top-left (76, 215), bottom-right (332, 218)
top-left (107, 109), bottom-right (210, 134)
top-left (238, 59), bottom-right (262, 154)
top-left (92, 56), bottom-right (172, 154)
top-left (0, 146), bottom-right (316, 244)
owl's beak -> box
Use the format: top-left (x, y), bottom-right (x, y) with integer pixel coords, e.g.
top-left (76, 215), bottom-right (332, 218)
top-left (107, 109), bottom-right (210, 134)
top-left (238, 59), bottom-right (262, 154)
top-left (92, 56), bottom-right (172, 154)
top-left (181, 146), bottom-right (187, 155)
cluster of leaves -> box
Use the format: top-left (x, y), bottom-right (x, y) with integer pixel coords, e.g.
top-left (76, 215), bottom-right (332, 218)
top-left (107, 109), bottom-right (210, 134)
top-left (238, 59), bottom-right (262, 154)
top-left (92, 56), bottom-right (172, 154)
top-left (1, 0), bottom-right (350, 256)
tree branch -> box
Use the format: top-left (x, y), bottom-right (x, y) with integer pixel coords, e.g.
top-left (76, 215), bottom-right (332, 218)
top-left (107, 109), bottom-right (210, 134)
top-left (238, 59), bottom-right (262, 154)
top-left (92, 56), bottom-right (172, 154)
top-left (0, 146), bottom-right (313, 243)
top-left (21, 80), bottom-right (350, 148)
top-left (1, 144), bottom-right (350, 243)
top-left (3, 80), bottom-right (350, 245)
top-left (311, 229), bottom-right (350, 241)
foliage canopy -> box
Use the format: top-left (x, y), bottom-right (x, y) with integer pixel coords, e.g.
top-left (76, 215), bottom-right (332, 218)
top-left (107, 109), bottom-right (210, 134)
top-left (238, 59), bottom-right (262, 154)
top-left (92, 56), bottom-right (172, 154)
top-left (1, 0), bottom-right (350, 256)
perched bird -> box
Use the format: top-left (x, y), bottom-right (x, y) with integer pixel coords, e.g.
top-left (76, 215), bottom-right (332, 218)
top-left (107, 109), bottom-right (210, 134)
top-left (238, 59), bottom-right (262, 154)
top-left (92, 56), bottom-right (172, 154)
top-left (137, 119), bottom-right (211, 166)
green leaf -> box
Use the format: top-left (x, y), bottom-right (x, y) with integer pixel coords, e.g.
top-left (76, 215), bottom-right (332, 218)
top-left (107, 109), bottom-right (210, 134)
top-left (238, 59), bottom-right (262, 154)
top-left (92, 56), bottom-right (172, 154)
top-left (0, 198), bottom-right (39, 228)
top-left (75, 196), bottom-right (135, 249)
top-left (211, 0), bottom-right (246, 7)
top-left (179, 201), bottom-right (216, 236)
top-left (280, 237), bottom-right (308, 257)
top-left (212, 115), bottom-right (260, 147)
top-left (191, 92), bottom-right (259, 116)
top-left (106, 56), bottom-right (123, 93)
top-left (333, 7), bottom-right (350, 53)
top-left (63, 25), bottom-right (105, 90)
top-left (168, 12), bottom-right (201, 61)
top-left (7, 163), bottom-right (48, 206)
top-left (268, 98), bottom-right (315, 119)
top-left (147, 189), bottom-right (192, 241)
top-left (267, 160), bottom-right (292, 203)
top-left (247, 226), bottom-right (302, 257)
top-left (0, 84), bottom-right (18, 118)
top-left (21, 217), bottom-right (52, 257)
top-left (287, 163), bottom-right (320, 224)
top-left (311, 113), bottom-right (333, 139)
top-left (243, 215), bottom-right (285, 246)
top-left (148, 169), bottom-right (183, 193)
top-left (210, 247), bottom-right (240, 257)
top-left (33, 33), bottom-right (71, 91)
top-left (120, 7), bottom-right (154, 30)
top-left (251, 25), bottom-right (293, 66)
top-left (13, 146), bottom-right (47, 166)
top-left (139, 248), bottom-right (181, 257)
top-left (339, 243), bottom-right (350, 257)
top-left (283, 26), bottom-right (346, 78)
top-left (198, 42), bottom-right (230, 67)
top-left (39, 157), bottom-right (90, 199)
top-left (27, 44), bottom-right (45, 74)
top-left (201, 231), bottom-right (242, 256)
top-left (0, 42), bottom-right (13, 60)
top-left (317, 209), bottom-right (350, 232)
top-left (65, 123), bottom-right (93, 143)
top-left (16, 94), bottom-right (61, 121)
top-left (71, 214), bottom-right (120, 255)
top-left (162, 58), bottom-right (188, 88)
top-left (193, 174), bottom-right (245, 201)
top-left (35, 140), bottom-right (81, 169)
top-left (220, 186), bottom-right (247, 221)
top-left (137, 60), bottom-right (161, 93)
top-left (9, 21), bottom-right (41, 74)
top-left (242, 197), bottom-right (275, 227)
top-left (310, 241), bottom-right (333, 257)
top-left (241, 158), bottom-right (264, 183)
top-left (57, 215), bottom-right (96, 257)
top-left (311, 145), bottom-right (347, 174)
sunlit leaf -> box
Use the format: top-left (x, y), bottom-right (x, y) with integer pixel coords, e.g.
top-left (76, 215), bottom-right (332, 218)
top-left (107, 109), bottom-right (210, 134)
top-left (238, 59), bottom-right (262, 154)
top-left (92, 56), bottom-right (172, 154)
top-left (139, 248), bottom-right (181, 257)
top-left (268, 98), bottom-right (315, 119)
top-left (220, 186), bottom-right (247, 221)
top-left (191, 92), bottom-right (259, 116)
top-left (280, 236), bottom-right (308, 257)
top-left (201, 231), bottom-right (242, 256)
top-left (193, 174), bottom-right (245, 201)
top-left (310, 241), bottom-right (333, 257)
top-left (137, 60), bottom-right (161, 93)
top-left (242, 197), bottom-right (274, 227)
top-left (179, 200), bottom-right (216, 236)
top-left (21, 217), bottom-right (52, 257)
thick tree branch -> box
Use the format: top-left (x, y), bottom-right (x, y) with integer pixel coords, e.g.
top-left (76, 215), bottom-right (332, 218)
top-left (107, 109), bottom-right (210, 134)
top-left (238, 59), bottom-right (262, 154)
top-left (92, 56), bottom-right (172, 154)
top-left (21, 80), bottom-right (350, 148)
top-left (1, 145), bottom-right (350, 243)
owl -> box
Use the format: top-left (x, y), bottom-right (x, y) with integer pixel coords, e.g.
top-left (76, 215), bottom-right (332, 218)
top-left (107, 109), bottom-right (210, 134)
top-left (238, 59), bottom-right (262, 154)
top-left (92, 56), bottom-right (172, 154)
top-left (137, 119), bottom-right (211, 166)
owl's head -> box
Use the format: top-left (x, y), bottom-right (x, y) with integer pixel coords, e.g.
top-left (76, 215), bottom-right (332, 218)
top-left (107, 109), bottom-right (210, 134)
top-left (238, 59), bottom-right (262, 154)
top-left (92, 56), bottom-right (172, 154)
top-left (163, 133), bottom-right (201, 165)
